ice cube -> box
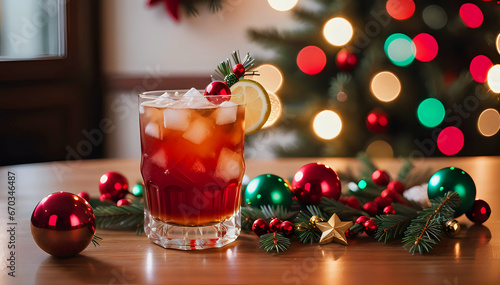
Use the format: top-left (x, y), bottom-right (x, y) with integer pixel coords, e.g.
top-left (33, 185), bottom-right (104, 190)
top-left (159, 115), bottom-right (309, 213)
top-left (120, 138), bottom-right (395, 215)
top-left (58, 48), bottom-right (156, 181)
top-left (182, 117), bottom-right (212, 144)
top-left (163, 108), bottom-right (191, 131)
top-left (160, 91), bottom-right (170, 98)
top-left (216, 101), bottom-right (238, 125)
top-left (139, 105), bottom-right (145, 114)
top-left (145, 122), bottom-right (162, 139)
top-left (216, 148), bottom-right (243, 181)
top-left (183, 87), bottom-right (203, 97)
top-left (150, 148), bottom-right (168, 169)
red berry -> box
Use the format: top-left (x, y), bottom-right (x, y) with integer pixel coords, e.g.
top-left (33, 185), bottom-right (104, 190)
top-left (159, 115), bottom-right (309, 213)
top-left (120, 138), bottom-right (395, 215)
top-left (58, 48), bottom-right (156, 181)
top-left (347, 196), bottom-right (360, 210)
top-left (269, 218), bottom-right (282, 232)
top-left (372, 170), bottom-right (390, 187)
top-left (374, 196), bottom-right (391, 209)
top-left (116, 199), bottom-right (130, 207)
top-left (383, 205), bottom-right (396, 214)
top-left (345, 228), bottom-right (358, 239)
top-left (380, 189), bottom-right (395, 201)
top-left (78, 191), bottom-right (90, 202)
top-left (363, 202), bottom-right (378, 216)
top-left (338, 196), bottom-right (349, 205)
top-left (233, 63), bottom-right (245, 78)
top-left (279, 221), bottom-right (294, 237)
top-left (252, 218), bottom-right (268, 236)
top-left (355, 216), bottom-right (370, 225)
top-left (364, 219), bottom-right (378, 236)
top-left (387, 180), bottom-right (405, 194)
top-left (100, 193), bottom-right (112, 202)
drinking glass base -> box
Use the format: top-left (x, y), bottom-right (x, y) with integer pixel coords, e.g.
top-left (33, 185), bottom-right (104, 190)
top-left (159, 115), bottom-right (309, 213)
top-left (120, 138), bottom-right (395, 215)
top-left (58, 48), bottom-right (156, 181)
top-left (144, 210), bottom-right (241, 250)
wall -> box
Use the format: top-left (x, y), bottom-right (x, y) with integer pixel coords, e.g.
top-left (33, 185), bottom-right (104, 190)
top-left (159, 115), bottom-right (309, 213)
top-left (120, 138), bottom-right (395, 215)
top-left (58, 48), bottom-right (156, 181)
top-left (101, 0), bottom-right (301, 158)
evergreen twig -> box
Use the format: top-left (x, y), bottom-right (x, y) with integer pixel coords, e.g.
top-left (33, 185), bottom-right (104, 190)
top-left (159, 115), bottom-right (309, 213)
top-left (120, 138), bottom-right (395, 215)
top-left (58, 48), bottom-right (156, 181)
top-left (293, 205), bottom-right (327, 244)
top-left (320, 197), bottom-right (368, 220)
top-left (402, 192), bottom-right (462, 255)
top-left (259, 232), bottom-right (291, 253)
top-left (94, 202), bottom-right (144, 235)
top-left (91, 235), bottom-right (103, 247)
top-left (372, 214), bottom-right (415, 243)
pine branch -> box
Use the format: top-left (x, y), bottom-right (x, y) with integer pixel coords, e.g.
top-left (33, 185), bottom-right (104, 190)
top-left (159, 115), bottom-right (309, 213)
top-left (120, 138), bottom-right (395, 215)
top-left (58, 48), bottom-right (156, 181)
top-left (260, 205), bottom-right (291, 220)
top-left (259, 232), bottom-right (291, 253)
top-left (180, 0), bottom-right (199, 16)
top-left (241, 207), bottom-right (264, 231)
top-left (291, 7), bottom-right (326, 25)
top-left (293, 205), bottom-right (327, 244)
top-left (397, 160), bottom-right (414, 182)
top-left (208, 0), bottom-right (222, 13)
top-left (372, 214), bottom-right (415, 243)
top-left (94, 202), bottom-right (144, 235)
top-left (320, 197), bottom-right (368, 220)
top-left (92, 235), bottom-right (103, 247)
top-left (357, 153), bottom-right (379, 181)
top-left (402, 192), bottom-right (462, 255)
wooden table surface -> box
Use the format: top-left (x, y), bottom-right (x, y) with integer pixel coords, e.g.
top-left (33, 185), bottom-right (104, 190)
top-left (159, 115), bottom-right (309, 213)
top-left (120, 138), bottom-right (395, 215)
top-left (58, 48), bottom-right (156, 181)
top-left (1, 157), bottom-right (499, 285)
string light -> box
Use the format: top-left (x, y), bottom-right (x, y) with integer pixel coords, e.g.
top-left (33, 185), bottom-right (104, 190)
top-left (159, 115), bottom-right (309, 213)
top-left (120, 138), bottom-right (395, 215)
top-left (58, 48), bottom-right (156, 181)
top-left (478, 108), bottom-right (500, 137)
top-left (437, 127), bottom-right (464, 156)
top-left (470, 55), bottom-right (493, 83)
top-left (487, 64), bottom-right (500, 93)
top-left (417, 98), bottom-right (445, 128)
top-left (413, 33), bottom-right (438, 62)
top-left (422, 5), bottom-right (447, 30)
top-left (386, 0), bottom-right (415, 20)
top-left (323, 17), bottom-right (353, 46)
top-left (248, 64), bottom-right (283, 93)
top-left (370, 71), bottom-right (401, 102)
top-left (268, 0), bottom-right (298, 12)
top-left (297, 46), bottom-right (327, 75)
top-left (313, 110), bottom-right (342, 140)
top-left (459, 3), bottom-right (483, 28)
top-left (384, 33), bottom-right (415, 66)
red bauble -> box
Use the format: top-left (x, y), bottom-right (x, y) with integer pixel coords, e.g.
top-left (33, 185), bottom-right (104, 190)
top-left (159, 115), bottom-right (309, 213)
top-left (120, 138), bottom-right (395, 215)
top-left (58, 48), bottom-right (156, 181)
top-left (252, 218), bottom-right (268, 236)
top-left (466, 199), bottom-right (491, 224)
top-left (374, 196), bottom-right (391, 209)
top-left (336, 48), bottom-right (358, 72)
top-left (366, 109), bottom-right (389, 133)
top-left (204, 81), bottom-right (231, 104)
top-left (233, 63), bottom-right (245, 78)
top-left (78, 191), bottom-right (90, 202)
top-left (363, 202), bottom-right (378, 216)
top-left (387, 180), bottom-right (405, 194)
top-left (347, 196), bottom-right (361, 210)
top-left (99, 172), bottom-right (128, 202)
top-left (345, 228), bottom-right (359, 239)
top-left (383, 205), bottom-right (396, 214)
top-left (279, 221), bottom-right (294, 237)
top-left (372, 170), bottom-right (391, 187)
top-left (292, 163), bottom-right (341, 205)
top-left (269, 218), bottom-right (282, 232)
top-left (31, 192), bottom-right (96, 257)
top-left (355, 216), bottom-right (370, 225)
top-left (364, 219), bottom-right (378, 236)
top-left (116, 199), bottom-right (131, 207)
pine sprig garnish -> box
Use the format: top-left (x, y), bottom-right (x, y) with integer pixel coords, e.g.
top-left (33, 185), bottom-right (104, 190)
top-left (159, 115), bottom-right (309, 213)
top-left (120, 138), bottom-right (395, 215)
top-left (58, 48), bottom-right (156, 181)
top-left (373, 214), bottom-right (415, 243)
top-left (320, 197), bottom-right (368, 220)
top-left (94, 202), bottom-right (144, 235)
top-left (213, 51), bottom-right (255, 85)
top-left (402, 192), bottom-right (462, 255)
top-left (259, 232), bottom-right (291, 253)
top-left (294, 205), bottom-right (327, 244)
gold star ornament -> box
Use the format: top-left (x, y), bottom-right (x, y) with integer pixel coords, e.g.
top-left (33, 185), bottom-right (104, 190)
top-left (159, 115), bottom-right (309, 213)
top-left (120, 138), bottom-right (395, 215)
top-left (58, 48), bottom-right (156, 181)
top-left (316, 213), bottom-right (353, 245)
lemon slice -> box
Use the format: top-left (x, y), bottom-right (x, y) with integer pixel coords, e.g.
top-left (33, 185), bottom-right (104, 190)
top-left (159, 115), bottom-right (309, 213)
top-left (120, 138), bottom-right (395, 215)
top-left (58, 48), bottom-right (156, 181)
top-left (262, 91), bottom-right (282, 128)
top-left (230, 79), bottom-right (271, 134)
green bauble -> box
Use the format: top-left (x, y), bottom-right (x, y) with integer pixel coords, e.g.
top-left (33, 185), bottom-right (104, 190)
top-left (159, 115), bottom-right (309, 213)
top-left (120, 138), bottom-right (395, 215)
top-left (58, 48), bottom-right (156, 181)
top-left (427, 167), bottom-right (476, 217)
top-left (244, 174), bottom-right (293, 209)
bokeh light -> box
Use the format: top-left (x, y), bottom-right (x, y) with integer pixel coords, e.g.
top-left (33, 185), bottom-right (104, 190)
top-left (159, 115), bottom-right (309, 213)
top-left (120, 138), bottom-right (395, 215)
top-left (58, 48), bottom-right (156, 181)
top-left (496, 33), bottom-right (500, 55)
top-left (413, 33), bottom-right (438, 62)
top-left (247, 64), bottom-right (283, 93)
top-left (470, 55), bottom-right (493, 83)
top-left (384, 33), bottom-right (415, 67)
top-left (337, 91), bottom-right (347, 102)
top-left (487, 64), bottom-right (500, 93)
top-left (459, 3), bottom-right (483, 28)
top-left (478, 108), bottom-right (500, 137)
top-left (323, 17), bottom-right (353, 46)
top-left (268, 0), bottom-right (298, 12)
top-left (370, 71), bottom-right (401, 102)
top-left (313, 110), bottom-right (342, 140)
top-left (365, 140), bottom-right (394, 158)
top-left (296, 46), bottom-right (327, 75)
top-left (437, 126), bottom-right (464, 156)
top-left (422, 5), bottom-right (447, 30)
top-left (417, 98), bottom-right (445, 128)
top-left (386, 0), bottom-right (415, 20)
top-left (262, 92), bottom-right (282, 128)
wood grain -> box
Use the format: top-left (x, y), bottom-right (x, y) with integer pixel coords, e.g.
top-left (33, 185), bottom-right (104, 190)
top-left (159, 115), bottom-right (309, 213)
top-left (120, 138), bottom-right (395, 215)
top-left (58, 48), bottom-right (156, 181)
top-left (1, 157), bottom-right (499, 284)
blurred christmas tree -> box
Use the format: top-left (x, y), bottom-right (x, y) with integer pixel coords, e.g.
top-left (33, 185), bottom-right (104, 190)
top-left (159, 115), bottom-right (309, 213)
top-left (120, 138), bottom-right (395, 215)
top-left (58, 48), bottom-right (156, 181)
top-left (245, 0), bottom-right (500, 158)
